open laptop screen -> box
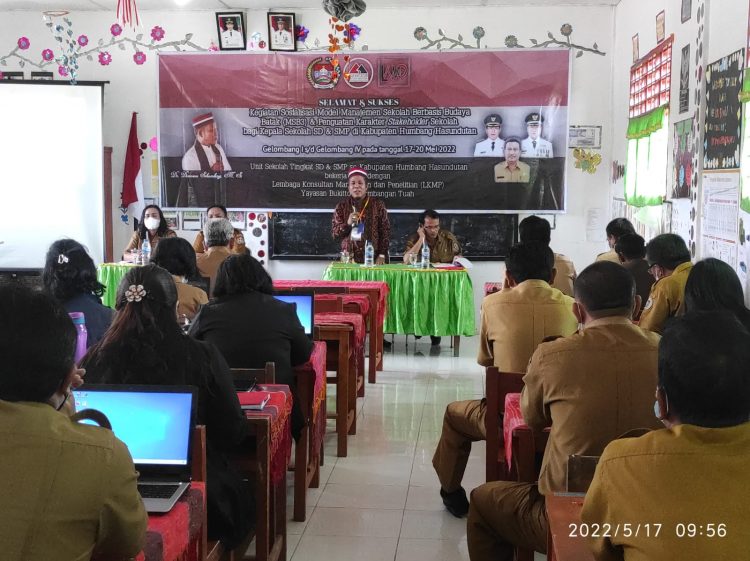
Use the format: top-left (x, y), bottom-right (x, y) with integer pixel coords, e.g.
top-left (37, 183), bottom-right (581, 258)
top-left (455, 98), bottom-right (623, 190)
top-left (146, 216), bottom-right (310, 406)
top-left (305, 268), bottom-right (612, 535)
top-left (73, 386), bottom-right (195, 467)
top-left (274, 292), bottom-right (314, 337)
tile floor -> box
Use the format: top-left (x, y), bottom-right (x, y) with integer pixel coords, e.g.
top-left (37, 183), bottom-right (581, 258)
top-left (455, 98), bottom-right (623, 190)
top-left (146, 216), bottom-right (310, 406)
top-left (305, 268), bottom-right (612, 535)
top-left (283, 335), bottom-right (509, 561)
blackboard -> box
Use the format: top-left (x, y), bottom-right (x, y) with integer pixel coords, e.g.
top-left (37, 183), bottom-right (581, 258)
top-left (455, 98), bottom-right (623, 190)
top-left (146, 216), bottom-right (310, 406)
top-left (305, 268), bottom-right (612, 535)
top-left (270, 212), bottom-right (517, 261)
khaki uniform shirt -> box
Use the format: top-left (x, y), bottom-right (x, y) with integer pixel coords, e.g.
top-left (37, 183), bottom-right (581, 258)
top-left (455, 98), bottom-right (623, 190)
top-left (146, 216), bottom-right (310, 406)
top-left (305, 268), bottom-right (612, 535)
top-left (551, 252), bottom-right (576, 297)
top-left (193, 229), bottom-right (247, 255)
top-left (582, 422), bottom-right (750, 560)
top-left (494, 161), bottom-right (531, 183)
top-left (596, 248), bottom-right (620, 264)
top-left (173, 275), bottom-right (209, 320)
top-left (404, 230), bottom-right (461, 263)
top-left (521, 317), bottom-right (661, 494)
top-left (123, 228), bottom-right (177, 255)
top-left (638, 261), bottom-right (692, 334)
top-left (197, 246), bottom-right (232, 297)
top-left (478, 279), bottom-right (578, 373)
top-left (0, 401), bottom-right (146, 561)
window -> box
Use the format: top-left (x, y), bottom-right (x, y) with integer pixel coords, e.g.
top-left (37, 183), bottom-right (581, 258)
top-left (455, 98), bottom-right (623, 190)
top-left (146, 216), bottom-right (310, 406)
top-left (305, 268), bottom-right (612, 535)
top-left (629, 38), bottom-right (673, 118)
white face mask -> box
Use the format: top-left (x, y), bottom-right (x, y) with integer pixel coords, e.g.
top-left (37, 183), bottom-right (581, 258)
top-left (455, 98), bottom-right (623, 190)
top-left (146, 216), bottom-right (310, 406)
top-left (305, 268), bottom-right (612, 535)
top-left (144, 217), bottom-right (160, 230)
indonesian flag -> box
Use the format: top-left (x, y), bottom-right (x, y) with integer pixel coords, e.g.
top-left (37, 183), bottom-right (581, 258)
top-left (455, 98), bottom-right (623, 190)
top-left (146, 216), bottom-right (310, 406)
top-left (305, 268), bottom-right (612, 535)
top-left (121, 112), bottom-right (144, 223)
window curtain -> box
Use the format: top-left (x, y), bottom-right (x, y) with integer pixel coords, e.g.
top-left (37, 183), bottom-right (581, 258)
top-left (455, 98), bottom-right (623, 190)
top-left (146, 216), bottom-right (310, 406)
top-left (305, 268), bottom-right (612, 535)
top-left (624, 107), bottom-right (668, 207)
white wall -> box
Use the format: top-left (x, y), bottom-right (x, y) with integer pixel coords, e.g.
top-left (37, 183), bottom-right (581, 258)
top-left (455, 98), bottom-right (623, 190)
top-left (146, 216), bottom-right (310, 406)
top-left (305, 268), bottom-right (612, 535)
top-left (0, 5), bottom-right (615, 322)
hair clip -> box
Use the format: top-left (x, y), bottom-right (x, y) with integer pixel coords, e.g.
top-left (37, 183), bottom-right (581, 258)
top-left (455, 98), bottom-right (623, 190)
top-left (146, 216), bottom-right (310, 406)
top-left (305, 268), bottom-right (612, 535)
top-left (57, 254), bottom-right (69, 264)
top-left (124, 284), bottom-right (147, 303)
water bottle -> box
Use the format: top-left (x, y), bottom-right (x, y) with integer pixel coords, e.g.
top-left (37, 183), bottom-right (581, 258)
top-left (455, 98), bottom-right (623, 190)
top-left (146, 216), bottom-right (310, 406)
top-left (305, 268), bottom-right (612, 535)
top-left (421, 242), bottom-right (430, 269)
top-left (364, 241), bottom-right (375, 267)
top-left (141, 236), bottom-right (151, 264)
top-left (68, 312), bottom-right (88, 364)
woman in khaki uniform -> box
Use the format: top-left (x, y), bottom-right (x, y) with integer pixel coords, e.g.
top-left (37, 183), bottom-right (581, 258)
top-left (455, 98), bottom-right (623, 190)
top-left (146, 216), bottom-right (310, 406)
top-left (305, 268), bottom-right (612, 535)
top-left (151, 237), bottom-right (208, 321)
top-left (122, 204), bottom-right (177, 258)
top-left (192, 205), bottom-right (247, 255)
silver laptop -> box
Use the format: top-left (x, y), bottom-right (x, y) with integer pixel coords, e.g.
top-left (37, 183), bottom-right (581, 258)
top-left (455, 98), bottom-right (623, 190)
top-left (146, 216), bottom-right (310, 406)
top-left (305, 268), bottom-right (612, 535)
top-left (73, 385), bottom-right (197, 513)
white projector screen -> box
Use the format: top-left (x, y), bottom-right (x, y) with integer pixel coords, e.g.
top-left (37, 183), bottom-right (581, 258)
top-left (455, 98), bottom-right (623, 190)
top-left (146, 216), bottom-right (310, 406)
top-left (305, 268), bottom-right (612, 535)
top-left (0, 82), bottom-right (104, 269)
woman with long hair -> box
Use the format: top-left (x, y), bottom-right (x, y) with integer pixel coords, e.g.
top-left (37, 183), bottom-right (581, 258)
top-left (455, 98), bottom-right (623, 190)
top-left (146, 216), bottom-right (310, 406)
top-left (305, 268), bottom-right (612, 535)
top-left (81, 264), bottom-right (253, 547)
top-left (684, 257), bottom-right (750, 330)
top-left (122, 204), bottom-right (177, 257)
top-left (42, 238), bottom-right (113, 347)
top-left (151, 236), bottom-right (208, 321)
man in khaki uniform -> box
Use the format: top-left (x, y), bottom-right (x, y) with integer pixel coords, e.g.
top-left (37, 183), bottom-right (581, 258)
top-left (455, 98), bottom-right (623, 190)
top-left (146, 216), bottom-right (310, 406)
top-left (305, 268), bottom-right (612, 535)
top-left (403, 209), bottom-right (461, 265)
top-left (596, 217), bottom-right (635, 263)
top-left (0, 286), bottom-right (147, 561)
top-left (494, 138), bottom-right (530, 183)
top-left (639, 233), bottom-right (692, 334)
top-left (193, 205), bottom-right (247, 255)
top-left (197, 217), bottom-right (234, 297)
top-left (582, 311), bottom-right (750, 560)
top-left (518, 215), bottom-right (576, 296)
top-left (467, 262), bottom-right (661, 561)
top-left (432, 242), bottom-right (577, 517)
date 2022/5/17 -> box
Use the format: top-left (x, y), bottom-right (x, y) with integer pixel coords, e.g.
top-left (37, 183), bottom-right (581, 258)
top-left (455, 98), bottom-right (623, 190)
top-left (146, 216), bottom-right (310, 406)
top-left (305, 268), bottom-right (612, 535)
top-left (567, 522), bottom-right (728, 539)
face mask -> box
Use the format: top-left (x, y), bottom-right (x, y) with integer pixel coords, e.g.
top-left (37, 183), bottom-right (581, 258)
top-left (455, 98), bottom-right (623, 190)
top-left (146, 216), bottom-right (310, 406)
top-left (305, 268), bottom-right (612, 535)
top-left (653, 400), bottom-right (661, 419)
top-left (144, 217), bottom-right (160, 230)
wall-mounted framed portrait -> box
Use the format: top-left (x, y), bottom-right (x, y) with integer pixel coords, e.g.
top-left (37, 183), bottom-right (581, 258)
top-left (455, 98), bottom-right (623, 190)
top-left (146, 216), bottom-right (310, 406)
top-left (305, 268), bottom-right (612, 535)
top-left (268, 12), bottom-right (296, 52)
top-left (216, 12), bottom-right (246, 51)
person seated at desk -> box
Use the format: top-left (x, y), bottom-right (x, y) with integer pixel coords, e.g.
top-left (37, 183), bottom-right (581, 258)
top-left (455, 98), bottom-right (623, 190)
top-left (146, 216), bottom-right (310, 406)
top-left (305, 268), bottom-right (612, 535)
top-left (638, 233), bottom-right (692, 334)
top-left (151, 236), bottom-right (208, 322)
top-left (595, 217), bottom-right (635, 264)
top-left (614, 233), bottom-right (653, 321)
top-left (467, 261), bottom-right (661, 561)
top-left (582, 310), bottom-right (750, 560)
top-left (42, 238), bottom-right (114, 347)
top-left (193, 205), bottom-right (247, 256)
top-left (432, 242), bottom-right (577, 518)
top-left (518, 215), bottom-right (576, 296)
top-left (684, 257), bottom-right (750, 330)
top-left (80, 265), bottom-right (253, 549)
top-left (0, 285), bottom-right (147, 561)
top-left (332, 166), bottom-right (391, 264)
top-left (197, 217), bottom-right (234, 297)
top-left (122, 204), bottom-right (177, 258)
top-left (189, 254), bottom-right (312, 439)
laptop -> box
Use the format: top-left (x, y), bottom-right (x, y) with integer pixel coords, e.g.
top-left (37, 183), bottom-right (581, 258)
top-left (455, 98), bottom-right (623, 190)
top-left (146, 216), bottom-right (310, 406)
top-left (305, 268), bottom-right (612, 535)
top-left (73, 385), bottom-right (197, 513)
top-left (274, 290), bottom-right (315, 338)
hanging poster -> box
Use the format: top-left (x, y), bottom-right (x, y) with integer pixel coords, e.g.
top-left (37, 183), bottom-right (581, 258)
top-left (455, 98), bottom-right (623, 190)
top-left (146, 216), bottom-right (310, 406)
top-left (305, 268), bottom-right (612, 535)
top-left (679, 44), bottom-right (690, 114)
top-left (704, 49), bottom-right (744, 170)
top-left (701, 171), bottom-right (740, 268)
top-left (672, 117), bottom-right (694, 198)
top-left (158, 50), bottom-right (571, 212)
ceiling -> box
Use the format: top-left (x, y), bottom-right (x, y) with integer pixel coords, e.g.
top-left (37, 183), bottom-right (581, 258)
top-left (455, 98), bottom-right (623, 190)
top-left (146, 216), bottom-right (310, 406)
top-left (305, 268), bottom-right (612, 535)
top-left (0, 0), bottom-right (621, 11)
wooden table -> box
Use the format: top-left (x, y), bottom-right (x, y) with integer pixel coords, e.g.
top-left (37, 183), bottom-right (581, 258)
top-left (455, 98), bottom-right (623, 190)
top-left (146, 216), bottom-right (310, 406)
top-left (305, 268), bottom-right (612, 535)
top-left (546, 493), bottom-right (596, 561)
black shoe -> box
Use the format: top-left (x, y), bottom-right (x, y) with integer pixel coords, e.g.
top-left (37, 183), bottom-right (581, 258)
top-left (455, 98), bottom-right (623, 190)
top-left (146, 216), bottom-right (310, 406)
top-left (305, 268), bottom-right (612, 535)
top-left (430, 336), bottom-right (442, 346)
top-left (414, 335), bottom-right (422, 340)
top-left (383, 339), bottom-right (392, 349)
top-left (440, 487), bottom-right (469, 517)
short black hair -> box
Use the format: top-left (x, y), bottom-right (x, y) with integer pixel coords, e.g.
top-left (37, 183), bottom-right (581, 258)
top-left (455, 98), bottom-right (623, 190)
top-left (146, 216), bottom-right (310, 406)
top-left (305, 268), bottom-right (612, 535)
top-left (506, 242), bottom-right (554, 284)
top-left (605, 218), bottom-right (635, 240)
top-left (214, 254), bottom-right (274, 297)
top-left (684, 258), bottom-right (750, 330)
top-left (504, 137), bottom-right (522, 150)
top-left (206, 204), bottom-right (228, 217)
top-left (614, 233), bottom-right (646, 260)
top-left (645, 233), bottom-right (691, 271)
top-left (0, 285), bottom-right (76, 402)
top-left (419, 209), bottom-right (440, 225)
top-left (659, 311), bottom-right (750, 428)
top-left (574, 261), bottom-right (635, 314)
top-left (151, 237), bottom-right (200, 280)
top-left (518, 216), bottom-right (551, 245)
top-left (42, 238), bottom-right (105, 301)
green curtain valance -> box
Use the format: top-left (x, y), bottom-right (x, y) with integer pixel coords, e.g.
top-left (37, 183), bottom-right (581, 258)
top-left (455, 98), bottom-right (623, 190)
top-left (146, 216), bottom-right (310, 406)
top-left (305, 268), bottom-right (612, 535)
top-left (626, 106), bottom-right (667, 139)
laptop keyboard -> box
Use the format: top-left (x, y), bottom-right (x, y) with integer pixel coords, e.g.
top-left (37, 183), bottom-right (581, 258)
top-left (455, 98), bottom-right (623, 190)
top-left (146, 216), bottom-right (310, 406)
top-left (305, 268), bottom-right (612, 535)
top-left (138, 483), bottom-right (181, 499)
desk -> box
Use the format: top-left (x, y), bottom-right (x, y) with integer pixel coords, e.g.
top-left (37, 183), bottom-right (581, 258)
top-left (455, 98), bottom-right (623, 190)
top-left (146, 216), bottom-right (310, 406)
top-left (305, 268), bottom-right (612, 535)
top-left (323, 263), bottom-right (475, 356)
top-left (546, 494), bottom-right (595, 561)
top-left (136, 482), bottom-right (205, 561)
top-left (97, 262), bottom-right (137, 308)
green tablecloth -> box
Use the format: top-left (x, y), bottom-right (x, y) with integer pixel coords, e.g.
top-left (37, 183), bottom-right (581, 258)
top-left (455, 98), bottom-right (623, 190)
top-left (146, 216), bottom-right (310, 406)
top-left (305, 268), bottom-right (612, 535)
top-left (323, 263), bottom-right (475, 336)
top-left (97, 263), bottom-right (138, 308)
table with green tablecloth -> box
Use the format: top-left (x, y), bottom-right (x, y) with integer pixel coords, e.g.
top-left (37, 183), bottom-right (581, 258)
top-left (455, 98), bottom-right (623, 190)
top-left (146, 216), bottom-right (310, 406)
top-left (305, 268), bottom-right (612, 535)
top-left (323, 263), bottom-right (475, 353)
top-left (97, 263), bottom-right (137, 308)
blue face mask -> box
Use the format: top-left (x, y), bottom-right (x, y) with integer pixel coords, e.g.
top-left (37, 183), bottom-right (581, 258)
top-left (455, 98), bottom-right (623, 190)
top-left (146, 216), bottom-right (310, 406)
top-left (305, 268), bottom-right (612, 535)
top-left (653, 400), bottom-right (661, 419)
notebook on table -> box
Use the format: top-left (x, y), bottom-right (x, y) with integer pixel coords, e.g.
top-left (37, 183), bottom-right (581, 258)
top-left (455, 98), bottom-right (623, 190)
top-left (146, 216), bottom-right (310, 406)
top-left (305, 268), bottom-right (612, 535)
top-left (237, 391), bottom-right (271, 410)
top-left (73, 384), bottom-right (197, 513)
top-left (274, 290), bottom-right (316, 338)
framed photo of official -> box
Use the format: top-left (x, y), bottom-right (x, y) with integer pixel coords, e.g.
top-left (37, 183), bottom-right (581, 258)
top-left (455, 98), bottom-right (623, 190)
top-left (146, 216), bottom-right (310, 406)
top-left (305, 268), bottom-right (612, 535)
top-left (215, 12), bottom-right (246, 51)
top-left (268, 12), bottom-right (296, 52)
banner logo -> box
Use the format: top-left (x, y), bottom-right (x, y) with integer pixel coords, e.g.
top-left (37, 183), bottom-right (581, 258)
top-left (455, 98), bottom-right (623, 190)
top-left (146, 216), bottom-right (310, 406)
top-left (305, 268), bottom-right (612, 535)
top-left (378, 57), bottom-right (410, 87)
top-left (307, 57), bottom-right (340, 89)
top-left (343, 58), bottom-right (374, 89)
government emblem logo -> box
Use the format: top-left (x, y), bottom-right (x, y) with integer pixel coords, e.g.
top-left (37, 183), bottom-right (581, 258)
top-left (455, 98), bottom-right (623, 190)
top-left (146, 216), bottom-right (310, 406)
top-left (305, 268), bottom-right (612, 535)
top-left (306, 57), bottom-right (340, 89)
